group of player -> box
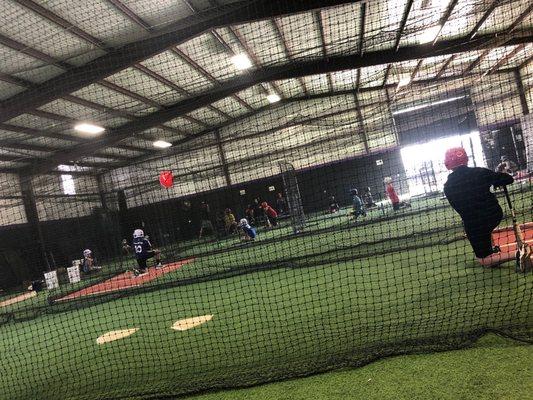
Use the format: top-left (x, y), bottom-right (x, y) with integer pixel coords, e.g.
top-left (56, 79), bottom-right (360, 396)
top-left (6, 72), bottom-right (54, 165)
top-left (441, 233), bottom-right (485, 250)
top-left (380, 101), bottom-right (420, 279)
top-left (328, 178), bottom-right (410, 221)
top-left (200, 196), bottom-right (285, 242)
top-left (327, 146), bottom-right (526, 269)
top-left (78, 147), bottom-right (525, 277)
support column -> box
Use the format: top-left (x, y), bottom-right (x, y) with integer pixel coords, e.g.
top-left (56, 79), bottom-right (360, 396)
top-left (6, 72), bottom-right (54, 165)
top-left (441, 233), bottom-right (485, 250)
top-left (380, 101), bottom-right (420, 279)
top-left (215, 130), bottom-right (232, 186)
top-left (96, 174), bottom-right (108, 211)
top-left (515, 69), bottom-right (530, 116)
top-left (384, 87), bottom-right (400, 145)
top-left (19, 174), bottom-right (49, 271)
top-left (353, 93), bottom-right (369, 154)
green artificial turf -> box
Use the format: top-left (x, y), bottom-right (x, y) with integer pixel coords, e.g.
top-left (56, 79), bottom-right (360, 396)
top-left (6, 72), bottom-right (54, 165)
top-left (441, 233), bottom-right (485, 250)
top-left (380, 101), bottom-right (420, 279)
top-left (184, 334), bottom-right (533, 400)
top-left (0, 189), bottom-right (531, 400)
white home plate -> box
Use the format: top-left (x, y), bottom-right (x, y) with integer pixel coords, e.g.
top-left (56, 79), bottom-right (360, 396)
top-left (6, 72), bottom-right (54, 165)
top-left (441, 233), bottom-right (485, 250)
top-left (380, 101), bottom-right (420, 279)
top-left (96, 328), bottom-right (139, 344)
top-left (171, 315), bottom-right (213, 331)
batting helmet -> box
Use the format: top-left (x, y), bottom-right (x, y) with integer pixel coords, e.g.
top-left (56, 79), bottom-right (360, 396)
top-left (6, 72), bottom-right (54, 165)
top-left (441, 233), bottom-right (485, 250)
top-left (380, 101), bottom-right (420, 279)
top-left (444, 147), bottom-right (468, 170)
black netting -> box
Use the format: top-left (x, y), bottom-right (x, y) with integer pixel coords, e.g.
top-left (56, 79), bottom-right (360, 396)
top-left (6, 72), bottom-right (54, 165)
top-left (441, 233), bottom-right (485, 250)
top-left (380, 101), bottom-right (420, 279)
top-left (0, 1), bottom-right (532, 399)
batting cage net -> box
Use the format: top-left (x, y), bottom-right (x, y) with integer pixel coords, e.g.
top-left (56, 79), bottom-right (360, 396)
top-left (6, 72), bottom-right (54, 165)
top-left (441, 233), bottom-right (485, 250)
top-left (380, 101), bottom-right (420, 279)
top-left (0, 1), bottom-right (532, 399)
top-left (279, 160), bottom-right (306, 233)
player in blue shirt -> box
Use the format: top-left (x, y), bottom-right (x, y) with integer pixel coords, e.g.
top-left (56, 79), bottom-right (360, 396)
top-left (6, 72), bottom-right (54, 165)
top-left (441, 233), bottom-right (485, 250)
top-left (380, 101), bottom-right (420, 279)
top-left (350, 188), bottom-right (366, 220)
top-left (239, 218), bottom-right (257, 241)
top-left (132, 229), bottom-right (162, 276)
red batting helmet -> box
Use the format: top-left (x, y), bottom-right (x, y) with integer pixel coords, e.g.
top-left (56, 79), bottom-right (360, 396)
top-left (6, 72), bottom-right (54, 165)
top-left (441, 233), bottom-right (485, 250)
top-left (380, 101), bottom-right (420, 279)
top-left (444, 147), bottom-right (468, 170)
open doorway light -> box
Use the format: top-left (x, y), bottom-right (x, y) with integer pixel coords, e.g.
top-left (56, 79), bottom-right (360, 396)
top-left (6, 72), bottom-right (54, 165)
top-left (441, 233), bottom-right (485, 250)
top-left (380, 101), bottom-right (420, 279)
top-left (400, 131), bottom-right (485, 197)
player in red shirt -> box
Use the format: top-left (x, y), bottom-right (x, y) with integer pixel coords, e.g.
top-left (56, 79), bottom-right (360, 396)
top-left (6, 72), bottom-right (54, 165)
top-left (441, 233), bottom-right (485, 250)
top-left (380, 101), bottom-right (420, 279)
top-left (261, 201), bottom-right (278, 227)
top-left (384, 177), bottom-right (410, 211)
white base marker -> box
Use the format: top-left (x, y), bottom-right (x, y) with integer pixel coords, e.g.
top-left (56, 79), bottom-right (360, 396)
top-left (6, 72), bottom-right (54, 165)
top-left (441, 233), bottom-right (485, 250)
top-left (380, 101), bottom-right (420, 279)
top-left (96, 328), bottom-right (139, 344)
top-left (171, 315), bottom-right (213, 331)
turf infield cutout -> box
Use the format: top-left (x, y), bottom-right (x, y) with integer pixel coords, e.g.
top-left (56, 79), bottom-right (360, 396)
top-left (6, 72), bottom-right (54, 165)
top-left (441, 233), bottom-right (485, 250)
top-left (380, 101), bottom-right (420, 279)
top-left (96, 328), bottom-right (139, 344)
top-left (171, 315), bottom-right (213, 331)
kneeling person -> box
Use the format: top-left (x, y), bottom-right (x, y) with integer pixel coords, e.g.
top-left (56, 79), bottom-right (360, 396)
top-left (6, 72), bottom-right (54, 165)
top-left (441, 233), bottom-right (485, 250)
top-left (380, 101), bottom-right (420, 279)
top-left (239, 218), bottom-right (257, 241)
top-left (82, 249), bottom-right (101, 274)
top-left (443, 147), bottom-right (514, 267)
top-left (132, 229), bottom-right (162, 276)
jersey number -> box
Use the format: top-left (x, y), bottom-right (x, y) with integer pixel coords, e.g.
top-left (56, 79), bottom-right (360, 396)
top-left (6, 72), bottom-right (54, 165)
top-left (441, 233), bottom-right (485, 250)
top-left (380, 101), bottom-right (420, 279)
top-left (134, 245), bottom-right (143, 254)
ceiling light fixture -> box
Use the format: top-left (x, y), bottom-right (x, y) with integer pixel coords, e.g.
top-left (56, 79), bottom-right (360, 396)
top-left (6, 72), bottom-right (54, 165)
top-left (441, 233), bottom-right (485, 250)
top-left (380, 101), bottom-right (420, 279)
top-left (74, 123), bottom-right (105, 134)
top-left (153, 140), bottom-right (172, 149)
top-left (231, 53), bottom-right (252, 70)
top-left (419, 25), bottom-right (441, 44)
top-left (392, 95), bottom-right (466, 115)
top-left (266, 93), bottom-right (281, 103)
top-left (397, 76), bottom-right (411, 88)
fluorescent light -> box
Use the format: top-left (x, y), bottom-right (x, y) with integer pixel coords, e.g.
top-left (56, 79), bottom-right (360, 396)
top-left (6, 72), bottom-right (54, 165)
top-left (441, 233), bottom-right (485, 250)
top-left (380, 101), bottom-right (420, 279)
top-left (74, 123), bottom-right (105, 134)
top-left (419, 25), bottom-right (441, 44)
top-left (266, 93), bottom-right (281, 103)
top-left (398, 76), bottom-right (411, 87)
top-left (58, 164), bottom-right (89, 172)
top-left (153, 140), bottom-right (172, 149)
top-left (231, 53), bottom-right (252, 70)
top-left (392, 95), bottom-right (466, 115)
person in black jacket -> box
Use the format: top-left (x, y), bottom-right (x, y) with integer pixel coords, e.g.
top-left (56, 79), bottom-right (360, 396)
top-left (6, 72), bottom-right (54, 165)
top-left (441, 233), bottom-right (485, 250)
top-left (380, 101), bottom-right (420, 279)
top-left (443, 147), bottom-right (514, 267)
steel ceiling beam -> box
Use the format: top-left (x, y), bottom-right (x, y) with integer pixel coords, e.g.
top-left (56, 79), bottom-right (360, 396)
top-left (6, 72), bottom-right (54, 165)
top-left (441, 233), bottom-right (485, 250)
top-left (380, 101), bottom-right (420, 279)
top-left (106, 0), bottom-right (233, 122)
top-left (271, 19), bottom-right (308, 96)
top-left (431, 0), bottom-right (459, 45)
top-left (187, 0), bottom-right (256, 111)
top-left (0, 140), bottom-right (54, 153)
top-left (358, 2), bottom-right (366, 57)
top-left (15, 0), bottom-right (107, 48)
top-left (394, 0), bottom-right (414, 52)
top-left (0, 70), bottom-right (183, 145)
top-left (14, 0), bottom-right (196, 139)
top-left (463, 48), bottom-right (491, 75)
top-left (0, 121), bottom-right (144, 156)
top-left (382, 64), bottom-right (392, 87)
top-left (106, 0), bottom-right (154, 31)
top-left (0, 167), bottom-right (96, 176)
top-left (507, 3), bottom-right (533, 33)
top-left (112, 66), bottom-right (518, 169)
top-left (314, 10), bottom-right (334, 92)
top-left (434, 55), bottom-right (456, 79)
top-left (514, 69), bottom-right (530, 115)
top-left (1, 0), bottom-right (359, 123)
top-left (518, 53), bottom-right (533, 70)
top-left (0, 123), bottom-right (83, 143)
top-left (226, 26), bottom-right (284, 97)
top-left (22, 31), bottom-right (533, 175)
top-left (468, 0), bottom-right (499, 40)
top-left (353, 94), bottom-right (369, 154)
top-left (483, 44), bottom-right (526, 76)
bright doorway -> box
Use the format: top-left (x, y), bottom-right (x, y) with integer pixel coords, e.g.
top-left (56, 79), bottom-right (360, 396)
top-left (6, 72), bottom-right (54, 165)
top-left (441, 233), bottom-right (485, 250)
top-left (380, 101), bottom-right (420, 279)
top-left (400, 131), bottom-right (485, 197)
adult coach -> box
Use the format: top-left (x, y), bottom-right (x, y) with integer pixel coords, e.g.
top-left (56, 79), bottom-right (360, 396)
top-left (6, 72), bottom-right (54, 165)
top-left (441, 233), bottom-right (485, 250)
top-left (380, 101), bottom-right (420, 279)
top-left (198, 201), bottom-right (215, 238)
